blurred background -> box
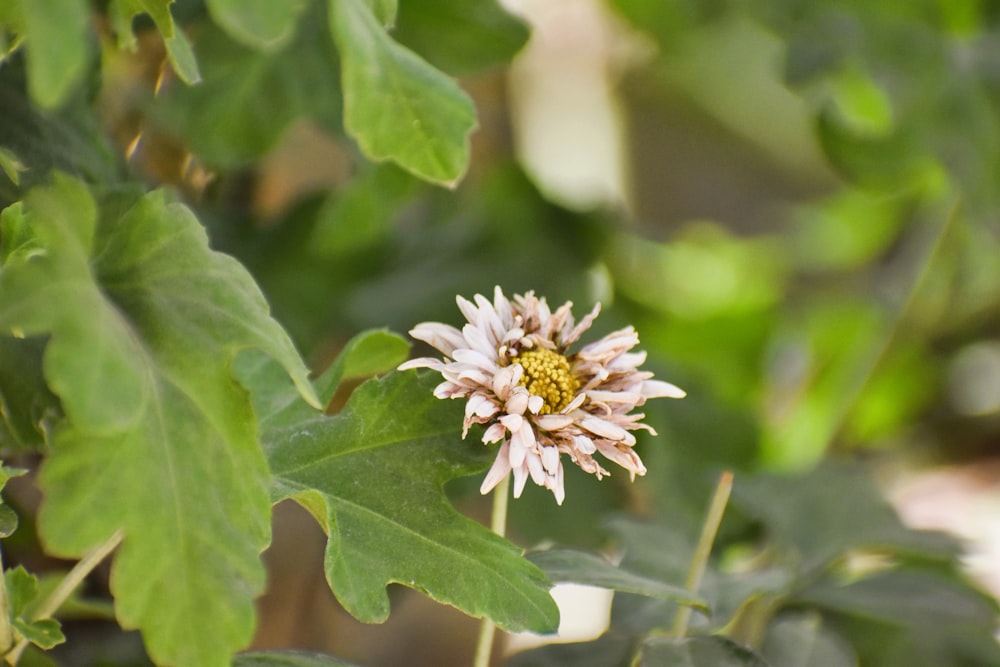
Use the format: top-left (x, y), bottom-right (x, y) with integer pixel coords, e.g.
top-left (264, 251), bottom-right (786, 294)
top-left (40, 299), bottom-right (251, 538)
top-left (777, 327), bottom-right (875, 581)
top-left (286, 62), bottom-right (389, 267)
top-left (6, 0), bottom-right (1000, 664)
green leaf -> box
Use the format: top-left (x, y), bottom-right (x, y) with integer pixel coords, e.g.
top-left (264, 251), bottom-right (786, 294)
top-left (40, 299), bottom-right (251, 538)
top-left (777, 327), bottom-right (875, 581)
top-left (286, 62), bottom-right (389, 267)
top-left (234, 650), bottom-right (364, 667)
top-left (732, 463), bottom-right (958, 572)
top-left (527, 549), bottom-right (708, 610)
top-left (761, 612), bottom-right (857, 667)
top-left (366, 0), bottom-right (397, 27)
top-left (0, 504), bottom-right (18, 537)
top-left (0, 175), bottom-right (319, 666)
top-left (19, 0), bottom-right (90, 108)
top-left (639, 635), bottom-right (771, 667)
top-left (163, 26), bottom-right (201, 84)
top-left (393, 0), bottom-right (530, 75)
top-left (206, 0), bottom-right (308, 50)
top-left (236, 328), bottom-right (409, 428)
top-left (154, 19), bottom-right (338, 167)
top-left (0, 336), bottom-right (61, 451)
top-left (328, 0), bottom-right (477, 186)
top-left (507, 637), bottom-right (634, 667)
top-left (12, 618), bottom-right (63, 650)
top-left (263, 369), bottom-right (559, 633)
top-left (3, 567), bottom-right (65, 649)
top-left (796, 569), bottom-right (1000, 666)
top-left (0, 146), bottom-right (24, 186)
top-left (108, 0), bottom-right (201, 83)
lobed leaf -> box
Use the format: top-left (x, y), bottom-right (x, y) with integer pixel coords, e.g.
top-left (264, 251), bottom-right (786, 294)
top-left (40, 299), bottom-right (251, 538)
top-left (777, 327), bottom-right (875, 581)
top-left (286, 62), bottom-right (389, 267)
top-left (258, 364), bottom-right (559, 633)
top-left (0, 175), bottom-right (318, 666)
top-left (4, 566), bottom-right (66, 651)
top-left (328, 0), bottom-right (477, 186)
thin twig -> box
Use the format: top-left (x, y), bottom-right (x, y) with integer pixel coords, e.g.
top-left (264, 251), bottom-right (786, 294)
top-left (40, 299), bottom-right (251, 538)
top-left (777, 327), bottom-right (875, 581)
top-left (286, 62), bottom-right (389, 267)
top-left (671, 471), bottom-right (733, 638)
top-left (6, 529), bottom-right (123, 665)
top-left (472, 476), bottom-right (510, 667)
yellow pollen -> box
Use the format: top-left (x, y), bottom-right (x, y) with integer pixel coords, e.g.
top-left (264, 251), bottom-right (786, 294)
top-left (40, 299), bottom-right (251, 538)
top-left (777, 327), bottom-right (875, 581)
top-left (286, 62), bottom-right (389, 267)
top-left (516, 348), bottom-right (579, 414)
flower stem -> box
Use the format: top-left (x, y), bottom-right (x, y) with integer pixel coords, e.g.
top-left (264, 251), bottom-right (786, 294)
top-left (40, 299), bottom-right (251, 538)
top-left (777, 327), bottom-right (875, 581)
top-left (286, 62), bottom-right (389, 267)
top-left (671, 471), bottom-right (733, 639)
top-left (6, 529), bottom-right (123, 665)
top-left (0, 546), bottom-right (13, 656)
top-left (473, 475), bottom-right (510, 667)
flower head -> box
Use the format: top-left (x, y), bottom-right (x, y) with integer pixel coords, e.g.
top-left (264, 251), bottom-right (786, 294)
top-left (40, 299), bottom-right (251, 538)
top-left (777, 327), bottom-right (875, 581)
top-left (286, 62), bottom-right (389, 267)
top-left (398, 287), bottom-right (685, 504)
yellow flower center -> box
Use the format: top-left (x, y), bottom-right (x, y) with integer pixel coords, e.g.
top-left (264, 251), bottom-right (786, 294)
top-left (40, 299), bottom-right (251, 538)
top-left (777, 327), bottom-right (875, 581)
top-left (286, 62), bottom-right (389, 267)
top-left (516, 348), bottom-right (579, 414)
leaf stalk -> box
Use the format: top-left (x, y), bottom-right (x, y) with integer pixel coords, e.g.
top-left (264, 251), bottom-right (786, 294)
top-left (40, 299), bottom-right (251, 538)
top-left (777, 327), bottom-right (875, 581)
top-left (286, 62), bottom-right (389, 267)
top-left (472, 475), bottom-right (510, 667)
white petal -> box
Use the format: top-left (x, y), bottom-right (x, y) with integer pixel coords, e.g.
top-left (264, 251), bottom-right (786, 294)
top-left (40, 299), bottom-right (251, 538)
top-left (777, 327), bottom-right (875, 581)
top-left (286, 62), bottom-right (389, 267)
top-left (585, 389), bottom-right (641, 405)
top-left (512, 464), bottom-right (529, 497)
top-left (452, 348), bottom-right (498, 372)
top-left (551, 466), bottom-right (566, 505)
top-left (409, 323), bottom-right (467, 356)
top-left (562, 393), bottom-right (587, 412)
top-left (541, 446), bottom-right (560, 474)
top-left (499, 413), bottom-right (524, 432)
top-left (509, 423), bottom-right (536, 467)
top-left (580, 417), bottom-right (630, 442)
top-left (456, 294), bottom-right (480, 325)
top-left (526, 451), bottom-right (546, 485)
top-left (397, 357), bottom-right (446, 371)
top-left (493, 365), bottom-right (518, 398)
top-left (509, 431), bottom-right (527, 468)
top-left (642, 379), bottom-right (686, 399)
top-left (457, 368), bottom-right (491, 385)
top-left (563, 302), bottom-right (601, 346)
top-left (573, 434), bottom-right (597, 455)
top-left (482, 422), bottom-right (507, 444)
top-left (462, 323), bottom-right (497, 359)
top-left (527, 395), bottom-right (545, 414)
top-left (480, 442), bottom-right (512, 495)
top-left (493, 286), bottom-right (514, 328)
top-left (505, 390), bottom-right (530, 416)
top-left (579, 416), bottom-right (623, 440)
top-left (534, 414), bottom-right (574, 431)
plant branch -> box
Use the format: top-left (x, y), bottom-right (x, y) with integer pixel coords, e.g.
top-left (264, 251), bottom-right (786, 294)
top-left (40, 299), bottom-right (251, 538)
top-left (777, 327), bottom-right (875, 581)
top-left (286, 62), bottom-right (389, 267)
top-left (6, 529), bottom-right (123, 665)
top-left (671, 471), bottom-right (733, 638)
top-left (473, 476), bottom-right (510, 667)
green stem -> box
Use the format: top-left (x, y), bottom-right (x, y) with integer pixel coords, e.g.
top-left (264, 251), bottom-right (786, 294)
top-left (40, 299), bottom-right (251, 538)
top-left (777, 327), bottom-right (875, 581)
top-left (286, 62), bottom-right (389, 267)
top-left (0, 546), bottom-right (12, 656)
top-left (472, 475), bottom-right (510, 667)
top-left (6, 529), bottom-right (123, 665)
top-left (671, 471), bottom-right (733, 639)
top-left (827, 202), bottom-right (961, 448)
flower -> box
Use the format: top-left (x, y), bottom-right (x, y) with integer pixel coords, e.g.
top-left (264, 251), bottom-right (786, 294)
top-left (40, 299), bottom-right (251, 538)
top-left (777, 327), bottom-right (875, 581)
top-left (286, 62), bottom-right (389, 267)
top-left (398, 287), bottom-right (685, 504)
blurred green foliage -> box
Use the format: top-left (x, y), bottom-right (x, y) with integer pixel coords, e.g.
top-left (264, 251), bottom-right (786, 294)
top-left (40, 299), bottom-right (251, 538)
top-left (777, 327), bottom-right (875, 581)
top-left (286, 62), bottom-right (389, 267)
top-left (1, 0), bottom-right (999, 665)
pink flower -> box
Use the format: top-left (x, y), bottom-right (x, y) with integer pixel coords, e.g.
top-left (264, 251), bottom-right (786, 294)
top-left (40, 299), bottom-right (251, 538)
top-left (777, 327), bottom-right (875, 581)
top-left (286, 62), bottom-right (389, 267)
top-left (399, 287), bottom-right (685, 504)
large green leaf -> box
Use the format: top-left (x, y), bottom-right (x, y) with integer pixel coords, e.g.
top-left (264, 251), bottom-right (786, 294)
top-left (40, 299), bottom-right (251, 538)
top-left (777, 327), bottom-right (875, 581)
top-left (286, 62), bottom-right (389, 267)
top-left (253, 356), bottom-right (559, 633)
top-left (328, 0), bottom-right (477, 186)
top-left (0, 175), bottom-right (319, 666)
